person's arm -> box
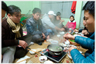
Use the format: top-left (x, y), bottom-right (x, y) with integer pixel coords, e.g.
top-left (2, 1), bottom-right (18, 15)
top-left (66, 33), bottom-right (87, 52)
top-left (72, 22), bottom-right (76, 30)
top-left (44, 19), bottom-right (56, 29)
top-left (68, 36), bottom-right (95, 63)
top-left (75, 36), bottom-right (94, 50)
top-left (70, 49), bottom-right (94, 63)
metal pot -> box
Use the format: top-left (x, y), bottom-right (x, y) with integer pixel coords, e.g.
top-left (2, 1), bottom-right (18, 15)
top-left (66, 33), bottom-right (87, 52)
top-left (47, 44), bottom-right (64, 56)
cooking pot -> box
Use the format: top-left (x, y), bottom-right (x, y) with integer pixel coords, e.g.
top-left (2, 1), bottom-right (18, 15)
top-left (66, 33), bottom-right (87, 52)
top-left (47, 44), bottom-right (64, 56)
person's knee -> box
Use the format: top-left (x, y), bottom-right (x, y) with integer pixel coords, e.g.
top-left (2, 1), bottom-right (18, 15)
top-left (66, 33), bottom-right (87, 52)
top-left (47, 29), bottom-right (53, 33)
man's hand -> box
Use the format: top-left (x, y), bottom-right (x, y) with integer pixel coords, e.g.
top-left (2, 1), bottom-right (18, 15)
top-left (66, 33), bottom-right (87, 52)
top-left (60, 28), bottom-right (65, 31)
top-left (19, 40), bottom-right (28, 49)
top-left (82, 30), bottom-right (89, 35)
top-left (74, 29), bottom-right (79, 32)
top-left (47, 35), bottom-right (49, 39)
top-left (63, 33), bottom-right (75, 40)
top-left (68, 46), bottom-right (76, 52)
top-left (42, 33), bottom-right (45, 39)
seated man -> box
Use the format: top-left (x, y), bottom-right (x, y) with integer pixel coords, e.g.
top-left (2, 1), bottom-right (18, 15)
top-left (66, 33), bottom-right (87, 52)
top-left (26, 8), bottom-right (49, 45)
top-left (2, 5), bottom-right (28, 63)
top-left (41, 11), bottom-right (65, 35)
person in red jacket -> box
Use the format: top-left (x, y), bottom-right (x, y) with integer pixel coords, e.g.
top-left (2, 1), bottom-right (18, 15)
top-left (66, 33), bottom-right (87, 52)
top-left (64, 15), bottom-right (76, 31)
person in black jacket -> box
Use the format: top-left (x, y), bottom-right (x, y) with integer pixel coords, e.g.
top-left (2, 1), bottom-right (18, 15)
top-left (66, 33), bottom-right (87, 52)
top-left (26, 8), bottom-right (49, 45)
top-left (2, 5), bottom-right (28, 63)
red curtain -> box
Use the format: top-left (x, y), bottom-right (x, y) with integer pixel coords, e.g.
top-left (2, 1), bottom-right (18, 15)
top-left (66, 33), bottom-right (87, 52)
top-left (71, 1), bottom-right (77, 14)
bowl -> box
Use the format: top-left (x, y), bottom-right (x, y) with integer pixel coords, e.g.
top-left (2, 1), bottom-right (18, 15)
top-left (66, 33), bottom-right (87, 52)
top-left (39, 56), bottom-right (47, 63)
top-left (57, 35), bottom-right (61, 37)
top-left (29, 49), bottom-right (36, 54)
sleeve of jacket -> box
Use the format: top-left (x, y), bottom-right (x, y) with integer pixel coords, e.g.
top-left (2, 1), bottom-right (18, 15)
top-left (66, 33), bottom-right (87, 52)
top-left (72, 22), bottom-right (76, 30)
top-left (70, 49), bottom-right (95, 63)
top-left (42, 18), bottom-right (56, 29)
top-left (75, 36), bottom-right (94, 50)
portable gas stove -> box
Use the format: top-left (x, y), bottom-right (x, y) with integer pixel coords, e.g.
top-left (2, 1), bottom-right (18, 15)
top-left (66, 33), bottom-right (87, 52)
top-left (40, 49), bottom-right (67, 63)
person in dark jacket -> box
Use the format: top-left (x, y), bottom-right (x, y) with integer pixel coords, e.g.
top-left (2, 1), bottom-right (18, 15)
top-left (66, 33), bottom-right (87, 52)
top-left (26, 8), bottom-right (49, 45)
top-left (64, 1), bottom-right (95, 63)
top-left (2, 5), bottom-right (28, 63)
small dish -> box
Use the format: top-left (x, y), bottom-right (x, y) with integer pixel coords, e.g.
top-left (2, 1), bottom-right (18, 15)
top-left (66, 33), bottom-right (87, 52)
top-left (39, 56), bottom-right (47, 63)
top-left (57, 35), bottom-right (61, 37)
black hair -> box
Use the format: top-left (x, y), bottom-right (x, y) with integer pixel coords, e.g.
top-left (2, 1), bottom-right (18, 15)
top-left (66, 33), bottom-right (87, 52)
top-left (82, 1), bottom-right (95, 17)
top-left (70, 15), bottom-right (75, 20)
top-left (56, 12), bottom-right (61, 16)
top-left (2, 1), bottom-right (8, 12)
top-left (32, 8), bottom-right (41, 14)
top-left (8, 5), bottom-right (21, 15)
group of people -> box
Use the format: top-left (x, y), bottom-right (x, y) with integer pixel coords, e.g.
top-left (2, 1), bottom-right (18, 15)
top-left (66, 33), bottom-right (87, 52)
top-left (1, 1), bottom-right (95, 63)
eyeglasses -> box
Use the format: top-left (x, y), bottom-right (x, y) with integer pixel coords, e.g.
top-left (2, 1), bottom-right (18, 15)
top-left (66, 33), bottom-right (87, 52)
top-left (13, 13), bottom-right (21, 18)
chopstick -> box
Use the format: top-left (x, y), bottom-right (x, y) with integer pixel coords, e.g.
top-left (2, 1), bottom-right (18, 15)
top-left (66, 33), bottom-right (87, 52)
top-left (16, 58), bottom-right (29, 63)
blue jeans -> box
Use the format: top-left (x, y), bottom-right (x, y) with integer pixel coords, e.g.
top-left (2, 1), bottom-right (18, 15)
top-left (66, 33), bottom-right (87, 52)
top-left (46, 29), bottom-right (54, 35)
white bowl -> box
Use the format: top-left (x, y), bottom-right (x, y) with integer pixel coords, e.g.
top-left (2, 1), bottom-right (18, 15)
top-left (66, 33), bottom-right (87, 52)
top-left (57, 35), bottom-right (61, 37)
top-left (29, 49), bottom-right (36, 54)
top-left (44, 61), bottom-right (53, 64)
top-left (39, 56), bottom-right (47, 63)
